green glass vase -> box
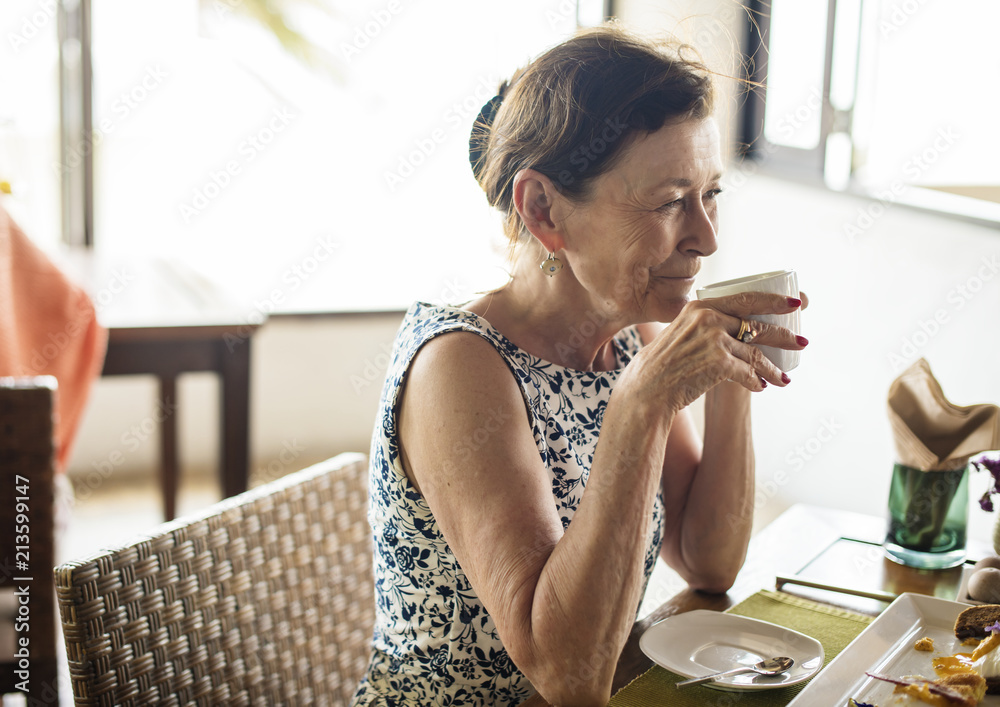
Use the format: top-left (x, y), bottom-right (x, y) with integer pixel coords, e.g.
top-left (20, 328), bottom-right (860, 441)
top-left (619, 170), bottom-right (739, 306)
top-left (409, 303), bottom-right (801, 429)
top-left (884, 463), bottom-right (968, 569)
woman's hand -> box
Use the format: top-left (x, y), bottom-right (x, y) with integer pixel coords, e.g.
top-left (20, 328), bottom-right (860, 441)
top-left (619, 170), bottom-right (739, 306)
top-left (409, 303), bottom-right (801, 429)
top-left (625, 292), bottom-right (806, 415)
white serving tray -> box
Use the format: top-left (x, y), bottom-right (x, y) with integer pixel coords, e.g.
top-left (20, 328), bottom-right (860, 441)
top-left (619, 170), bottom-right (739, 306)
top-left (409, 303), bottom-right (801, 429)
top-left (788, 592), bottom-right (1000, 705)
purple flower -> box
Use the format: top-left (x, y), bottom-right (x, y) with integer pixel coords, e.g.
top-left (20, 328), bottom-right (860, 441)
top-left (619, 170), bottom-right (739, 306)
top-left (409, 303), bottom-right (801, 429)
top-left (981, 491), bottom-right (995, 513)
top-left (974, 454), bottom-right (1000, 512)
top-left (987, 621), bottom-right (1000, 634)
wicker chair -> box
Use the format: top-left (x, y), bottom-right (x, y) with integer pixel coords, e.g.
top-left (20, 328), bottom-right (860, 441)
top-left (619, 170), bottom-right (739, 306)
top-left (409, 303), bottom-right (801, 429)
top-left (54, 452), bottom-right (374, 706)
top-left (0, 377), bottom-right (61, 705)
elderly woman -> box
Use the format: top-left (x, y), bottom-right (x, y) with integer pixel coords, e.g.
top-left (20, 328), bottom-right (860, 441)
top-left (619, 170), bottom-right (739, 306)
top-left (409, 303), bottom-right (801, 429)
top-left (351, 24), bottom-right (806, 706)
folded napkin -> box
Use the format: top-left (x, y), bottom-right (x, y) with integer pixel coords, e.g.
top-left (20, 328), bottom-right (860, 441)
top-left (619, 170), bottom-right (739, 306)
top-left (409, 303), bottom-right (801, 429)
top-left (608, 590), bottom-right (872, 707)
top-left (0, 204), bottom-right (107, 473)
top-left (888, 358), bottom-right (1000, 472)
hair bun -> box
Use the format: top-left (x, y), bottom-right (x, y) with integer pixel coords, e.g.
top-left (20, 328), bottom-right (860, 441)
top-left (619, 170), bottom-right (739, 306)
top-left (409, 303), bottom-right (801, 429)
top-left (468, 92), bottom-right (505, 183)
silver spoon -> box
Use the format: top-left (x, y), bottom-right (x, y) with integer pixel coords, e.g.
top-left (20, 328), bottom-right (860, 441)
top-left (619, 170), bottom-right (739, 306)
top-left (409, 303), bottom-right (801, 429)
top-left (675, 656), bottom-right (795, 688)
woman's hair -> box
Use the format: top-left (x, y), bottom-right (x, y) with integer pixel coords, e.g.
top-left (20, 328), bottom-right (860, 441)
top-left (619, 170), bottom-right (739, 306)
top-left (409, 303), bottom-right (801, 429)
top-left (470, 24), bottom-right (715, 256)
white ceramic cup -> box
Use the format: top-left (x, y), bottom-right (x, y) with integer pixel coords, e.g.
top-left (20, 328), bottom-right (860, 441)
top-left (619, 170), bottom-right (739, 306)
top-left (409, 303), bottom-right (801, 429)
top-left (696, 269), bottom-right (801, 372)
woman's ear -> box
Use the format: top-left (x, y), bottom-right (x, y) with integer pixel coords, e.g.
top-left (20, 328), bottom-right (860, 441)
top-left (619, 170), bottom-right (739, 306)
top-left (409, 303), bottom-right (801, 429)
top-left (512, 169), bottom-right (566, 253)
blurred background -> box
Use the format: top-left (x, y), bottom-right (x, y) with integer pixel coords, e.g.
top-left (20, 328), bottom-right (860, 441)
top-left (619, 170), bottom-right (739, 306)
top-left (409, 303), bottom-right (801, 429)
top-left (2, 0), bottom-right (998, 570)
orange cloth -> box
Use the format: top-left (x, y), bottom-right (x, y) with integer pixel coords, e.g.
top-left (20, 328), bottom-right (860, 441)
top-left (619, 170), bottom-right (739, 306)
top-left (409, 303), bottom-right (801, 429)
top-left (0, 205), bottom-right (107, 472)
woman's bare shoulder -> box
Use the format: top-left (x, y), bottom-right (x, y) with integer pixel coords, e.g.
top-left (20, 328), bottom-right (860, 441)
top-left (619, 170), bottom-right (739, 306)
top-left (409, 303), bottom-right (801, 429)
top-left (409, 328), bottom-right (514, 382)
top-left (403, 329), bottom-right (529, 427)
top-left (398, 327), bottom-right (537, 498)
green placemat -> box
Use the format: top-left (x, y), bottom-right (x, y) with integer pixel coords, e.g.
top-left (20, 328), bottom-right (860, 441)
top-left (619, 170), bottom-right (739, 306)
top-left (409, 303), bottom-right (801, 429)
top-left (608, 589), bottom-right (874, 706)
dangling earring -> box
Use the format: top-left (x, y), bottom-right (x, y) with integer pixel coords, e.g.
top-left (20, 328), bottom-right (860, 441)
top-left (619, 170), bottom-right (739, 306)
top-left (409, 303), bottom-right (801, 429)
top-left (540, 252), bottom-right (563, 277)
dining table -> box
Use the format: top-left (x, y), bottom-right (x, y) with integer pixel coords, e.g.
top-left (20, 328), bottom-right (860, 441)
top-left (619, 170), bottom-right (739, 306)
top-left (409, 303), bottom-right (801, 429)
top-left (518, 502), bottom-right (995, 706)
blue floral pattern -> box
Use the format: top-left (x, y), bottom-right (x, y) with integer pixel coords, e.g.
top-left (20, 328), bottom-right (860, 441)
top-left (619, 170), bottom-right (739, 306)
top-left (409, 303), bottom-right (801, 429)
top-left (351, 302), bottom-right (665, 706)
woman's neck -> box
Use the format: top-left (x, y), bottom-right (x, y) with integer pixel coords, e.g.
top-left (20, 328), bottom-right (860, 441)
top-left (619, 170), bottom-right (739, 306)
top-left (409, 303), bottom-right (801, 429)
top-left (465, 258), bottom-right (629, 372)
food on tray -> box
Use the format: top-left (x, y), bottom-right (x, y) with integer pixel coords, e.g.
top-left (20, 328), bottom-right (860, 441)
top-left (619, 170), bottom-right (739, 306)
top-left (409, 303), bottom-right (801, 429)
top-left (955, 606), bottom-right (1000, 641)
top-left (939, 606), bottom-right (1000, 694)
top-left (852, 604), bottom-right (1000, 706)
top-left (866, 672), bottom-right (986, 706)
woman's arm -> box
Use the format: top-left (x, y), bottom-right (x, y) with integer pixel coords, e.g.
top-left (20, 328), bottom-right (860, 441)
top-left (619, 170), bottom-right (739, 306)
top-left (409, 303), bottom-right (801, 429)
top-left (655, 383), bottom-right (755, 593)
top-left (399, 332), bottom-right (672, 705)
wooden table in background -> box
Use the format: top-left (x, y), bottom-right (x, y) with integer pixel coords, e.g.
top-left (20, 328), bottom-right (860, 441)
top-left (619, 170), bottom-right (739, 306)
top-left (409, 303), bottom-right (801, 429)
top-left (60, 252), bottom-right (264, 521)
top-left (519, 503), bottom-right (992, 706)
top-left (101, 321), bottom-right (258, 520)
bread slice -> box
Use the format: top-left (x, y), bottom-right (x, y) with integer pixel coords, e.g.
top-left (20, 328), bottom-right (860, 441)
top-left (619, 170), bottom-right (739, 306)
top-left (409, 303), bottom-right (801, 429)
top-left (954, 605), bottom-right (1000, 641)
top-left (953, 605), bottom-right (1000, 694)
top-left (939, 672), bottom-right (988, 702)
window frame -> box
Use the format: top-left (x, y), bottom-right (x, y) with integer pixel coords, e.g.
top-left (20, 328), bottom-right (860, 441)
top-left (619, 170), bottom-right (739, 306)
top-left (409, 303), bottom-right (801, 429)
top-left (739, 0), bottom-right (1000, 230)
top-left (58, 0), bottom-right (95, 247)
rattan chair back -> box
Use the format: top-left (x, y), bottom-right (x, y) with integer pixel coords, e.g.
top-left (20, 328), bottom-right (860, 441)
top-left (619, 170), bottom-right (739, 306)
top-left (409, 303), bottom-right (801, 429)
top-left (0, 377), bottom-right (61, 704)
top-left (55, 452), bottom-right (374, 706)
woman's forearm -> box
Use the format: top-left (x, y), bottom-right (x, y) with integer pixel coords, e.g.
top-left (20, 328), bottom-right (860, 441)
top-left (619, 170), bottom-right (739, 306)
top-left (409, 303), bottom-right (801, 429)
top-left (677, 381), bottom-right (755, 591)
top-left (512, 391), bottom-right (673, 703)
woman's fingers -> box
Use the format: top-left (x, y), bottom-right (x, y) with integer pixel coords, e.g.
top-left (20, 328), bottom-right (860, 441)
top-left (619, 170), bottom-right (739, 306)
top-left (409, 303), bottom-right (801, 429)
top-left (701, 291), bottom-right (802, 318)
top-left (727, 316), bottom-right (808, 352)
top-left (724, 333), bottom-right (788, 388)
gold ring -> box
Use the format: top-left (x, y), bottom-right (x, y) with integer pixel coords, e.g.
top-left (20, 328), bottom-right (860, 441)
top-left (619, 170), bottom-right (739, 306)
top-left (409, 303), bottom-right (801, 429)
top-left (736, 319), bottom-right (758, 344)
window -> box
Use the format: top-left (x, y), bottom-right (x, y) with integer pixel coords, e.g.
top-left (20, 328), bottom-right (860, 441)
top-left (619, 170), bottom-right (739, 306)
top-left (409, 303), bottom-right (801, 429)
top-left (14, 0), bottom-right (597, 311)
top-left (742, 0), bottom-right (1000, 226)
top-left (1, 0), bottom-right (62, 250)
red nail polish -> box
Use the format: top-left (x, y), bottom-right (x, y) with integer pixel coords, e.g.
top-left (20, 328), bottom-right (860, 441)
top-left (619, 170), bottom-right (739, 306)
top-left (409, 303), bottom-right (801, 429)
top-left (760, 378), bottom-right (767, 389)
top-left (796, 335), bottom-right (809, 346)
top-left (787, 297), bottom-right (802, 308)
top-left (781, 373), bottom-right (791, 384)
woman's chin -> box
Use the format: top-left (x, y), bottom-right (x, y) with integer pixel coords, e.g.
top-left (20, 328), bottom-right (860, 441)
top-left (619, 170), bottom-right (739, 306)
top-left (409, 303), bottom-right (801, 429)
top-left (645, 297), bottom-right (688, 323)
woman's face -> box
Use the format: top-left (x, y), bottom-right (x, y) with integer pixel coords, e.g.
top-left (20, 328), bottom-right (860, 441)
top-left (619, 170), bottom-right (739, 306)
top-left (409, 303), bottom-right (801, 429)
top-left (558, 117), bottom-right (723, 324)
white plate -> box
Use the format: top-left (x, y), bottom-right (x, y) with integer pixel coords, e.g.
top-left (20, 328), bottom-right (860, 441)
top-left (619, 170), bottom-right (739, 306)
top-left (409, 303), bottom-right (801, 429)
top-left (788, 593), bottom-right (1000, 705)
top-left (639, 610), bottom-right (825, 691)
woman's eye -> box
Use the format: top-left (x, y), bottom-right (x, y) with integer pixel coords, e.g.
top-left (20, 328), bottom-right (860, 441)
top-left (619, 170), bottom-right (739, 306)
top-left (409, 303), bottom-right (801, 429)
top-left (656, 199), bottom-right (682, 212)
top-left (704, 188), bottom-right (723, 200)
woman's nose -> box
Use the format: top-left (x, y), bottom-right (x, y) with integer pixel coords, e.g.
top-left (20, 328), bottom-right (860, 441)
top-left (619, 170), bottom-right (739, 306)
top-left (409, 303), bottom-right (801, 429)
top-left (682, 204), bottom-right (718, 257)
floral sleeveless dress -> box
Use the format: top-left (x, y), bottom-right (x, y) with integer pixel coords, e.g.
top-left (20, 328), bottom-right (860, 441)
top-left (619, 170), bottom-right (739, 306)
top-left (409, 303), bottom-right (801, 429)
top-left (351, 302), bottom-right (665, 706)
